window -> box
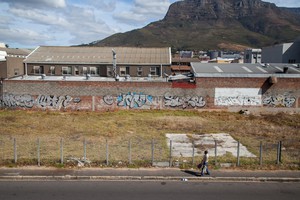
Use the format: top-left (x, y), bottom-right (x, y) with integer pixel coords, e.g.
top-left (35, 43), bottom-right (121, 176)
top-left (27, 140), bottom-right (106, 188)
top-left (90, 67), bottom-right (99, 75)
top-left (50, 66), bottom-right (55, 75)
top-left (82, 67), bottom-right (87, 75)
top-left (107, 67), bottom-right (113, 77)
top-left (62, 66), bottom-right (72, 75)
top-left (74, 66), bottom-right (79, 75)
top-left (150, 67), bottom-right (157, 76)
top-left (150, 66), bottom-right (161, 76)
top-left (137, 67), bottom-right (142, 76)
top-left (288, 59), bottom-right (296, 64)
top-left (120, 66), bottom-right (129, 76)
top-left (33, 66), bottom-right (44, 75)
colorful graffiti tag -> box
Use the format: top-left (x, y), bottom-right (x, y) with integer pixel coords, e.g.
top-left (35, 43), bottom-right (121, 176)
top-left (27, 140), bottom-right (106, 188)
top-left (117, 92), bottom-right (153, 108)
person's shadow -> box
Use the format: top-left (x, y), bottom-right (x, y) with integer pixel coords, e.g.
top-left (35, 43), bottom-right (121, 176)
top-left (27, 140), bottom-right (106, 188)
top-left (182, 169), bottom-right (201, 176)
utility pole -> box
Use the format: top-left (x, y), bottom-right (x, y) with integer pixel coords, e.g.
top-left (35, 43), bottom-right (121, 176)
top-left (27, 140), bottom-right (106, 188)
top-left (0, 78), bottom-right (4, 107)
top-left (112, 49), bottom-right (119, 81)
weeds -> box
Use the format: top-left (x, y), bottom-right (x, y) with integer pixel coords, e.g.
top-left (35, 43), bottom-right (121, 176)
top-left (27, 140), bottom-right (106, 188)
top-left (0, 110), bottom-right (299, 169)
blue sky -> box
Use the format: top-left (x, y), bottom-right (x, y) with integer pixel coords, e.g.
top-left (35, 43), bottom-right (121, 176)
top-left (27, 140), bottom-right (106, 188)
top-left (0, 0), bottom-right (299, 48)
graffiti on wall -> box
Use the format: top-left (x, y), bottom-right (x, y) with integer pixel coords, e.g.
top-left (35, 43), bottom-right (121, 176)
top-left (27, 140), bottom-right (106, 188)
top-left (0, 94), bottom-right (80, 110)
top-left (215, 96), bottom-right (261, 106)
top-left (36, 95), bottom-right (73, 109)
top-left (263, 94), bottom-right (296, 107)
top-left (103, 95), bottom-right (114, 105)
top-left (164, 93), bottom-right (206, 109)
top-left (104, 93), bottom-right (154, 108)
top-left (117, 92), bottom-right (153, 108)
top-left (0, 94), bottom-right (34, 108)
top-left (215, 88), bottom-right (262, 106)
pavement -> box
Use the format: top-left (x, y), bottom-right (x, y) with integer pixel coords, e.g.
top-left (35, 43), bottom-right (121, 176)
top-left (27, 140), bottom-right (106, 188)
top-left (0, 167), bottom-right (300, 182)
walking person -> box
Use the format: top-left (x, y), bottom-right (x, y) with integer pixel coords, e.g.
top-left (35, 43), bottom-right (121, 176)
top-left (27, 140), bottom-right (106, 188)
top-left (200, 150), bottom-right (210, 176)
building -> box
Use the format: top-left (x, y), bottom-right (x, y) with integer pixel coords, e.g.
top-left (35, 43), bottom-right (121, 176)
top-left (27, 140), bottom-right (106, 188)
top-left (0, 47), bottom-right (30, 79)
top-left (1, 45), bottom-right (299, 112)
top-left (190, 62), bottom-right (300, 109)
top-left (244, 49), bottom-right (262, 63)
top-left (262, 41), bottom-right (300, 64)
top-left (24, 46), bottom-right (172, 79)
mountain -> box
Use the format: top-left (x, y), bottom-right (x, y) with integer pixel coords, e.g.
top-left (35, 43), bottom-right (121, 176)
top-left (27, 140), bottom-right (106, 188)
top-left (89, 0), bottom-right (300, 51)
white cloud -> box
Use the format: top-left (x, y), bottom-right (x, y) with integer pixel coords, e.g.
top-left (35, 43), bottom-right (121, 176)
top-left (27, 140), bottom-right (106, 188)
top-left (133, 0), bottom-right (172, 15)
top-left (1, 0), bottom-right (66, 8)
top-left (60, 5), bottom-right (115, 44)
top-left (0, 28), bottom-right (53, 46)
top-left (10, 8), bottom-right (69, 27)
top-left (114, 0), bottom-right (172, 25)
top-left (269, 0), bottom-right (300, 7)
top-left (87, 0), bottom-right (117, 12)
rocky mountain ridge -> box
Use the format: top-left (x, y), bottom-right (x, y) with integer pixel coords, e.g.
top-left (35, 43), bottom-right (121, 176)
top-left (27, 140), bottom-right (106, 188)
top-left (89, 0), bottom-right (300, 51)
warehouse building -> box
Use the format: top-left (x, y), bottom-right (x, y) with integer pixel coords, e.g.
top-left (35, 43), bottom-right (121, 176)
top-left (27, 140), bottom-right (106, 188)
top-left (24, 46), bottom-right (172, 79)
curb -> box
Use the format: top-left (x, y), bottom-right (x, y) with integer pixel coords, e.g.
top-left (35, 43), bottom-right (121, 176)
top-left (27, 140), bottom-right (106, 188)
top-left (1, 176), bottom-right (300, 182)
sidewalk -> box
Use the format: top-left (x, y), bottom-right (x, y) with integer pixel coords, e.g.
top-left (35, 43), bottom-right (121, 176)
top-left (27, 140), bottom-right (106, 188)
top-left (0, 167), bottom-right (300, 182)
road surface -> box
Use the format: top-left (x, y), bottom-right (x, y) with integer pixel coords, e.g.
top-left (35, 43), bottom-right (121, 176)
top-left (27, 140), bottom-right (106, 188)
top-left (0, 180), bottom-right (299, 200)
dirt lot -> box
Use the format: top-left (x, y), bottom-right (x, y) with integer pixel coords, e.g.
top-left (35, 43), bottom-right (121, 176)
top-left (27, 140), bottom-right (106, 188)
top-left (0, 110), bottom-right (299, 169)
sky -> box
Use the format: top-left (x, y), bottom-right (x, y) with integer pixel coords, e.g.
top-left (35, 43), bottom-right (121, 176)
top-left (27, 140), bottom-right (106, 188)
top-left (0, 0), bottom-right (299, 49)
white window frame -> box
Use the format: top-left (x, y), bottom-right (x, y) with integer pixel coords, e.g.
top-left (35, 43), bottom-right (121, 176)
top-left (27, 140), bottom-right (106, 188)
top-left (120, 67), bottom-right (126, 76)
top-left (150, 67), bottom-right (157, 76)
top-left (74, 66), bottom-right (79, 75)
top-left (82, 67), bottom-right (87, 75)
top-left (90, 67), bottom-right (99, 76)
top-left (33, 66), bottom-right (43, 75)
top-left (62, 66), bottom-right (72, 75)
top-left (107, 67), bottom-right (113, 77)
top-left (50, 66), bottom-right (55, 75)
top-left (137, 67), bottom-right (142, 76)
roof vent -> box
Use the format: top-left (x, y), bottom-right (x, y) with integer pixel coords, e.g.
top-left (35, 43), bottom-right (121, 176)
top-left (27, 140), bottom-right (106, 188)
top-left (283, 66), bottom-right (289, 73)
top-left (264, 63), bottom-right (270, 68)
top-left (269, 76), bottom-right (277, 84)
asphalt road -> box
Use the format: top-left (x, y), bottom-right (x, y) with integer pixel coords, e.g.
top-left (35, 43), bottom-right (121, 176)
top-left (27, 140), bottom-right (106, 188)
top-left (0, 181), bottom-right (299, 200)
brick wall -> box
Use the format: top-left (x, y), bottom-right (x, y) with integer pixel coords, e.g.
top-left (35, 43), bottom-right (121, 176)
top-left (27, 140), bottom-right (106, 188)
top-left (1, 77), bottom-right (299, 111)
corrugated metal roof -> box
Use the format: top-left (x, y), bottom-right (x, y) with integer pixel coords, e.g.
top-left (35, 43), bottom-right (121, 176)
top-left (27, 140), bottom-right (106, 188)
top-left (0, 47), bottom-right (31, 56)
top-left (191, 63), bottom-right (300, 78)
top-left (24, 46), bottom-right (171, 65)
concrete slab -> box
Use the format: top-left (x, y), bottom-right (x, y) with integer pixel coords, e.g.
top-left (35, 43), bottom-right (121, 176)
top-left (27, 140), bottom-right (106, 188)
top-left (166, 133), bottom-right (256, 158)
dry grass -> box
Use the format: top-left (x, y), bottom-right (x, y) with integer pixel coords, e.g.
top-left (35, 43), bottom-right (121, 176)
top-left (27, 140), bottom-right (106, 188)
top-left (0, 110), bottom-right (299, 168)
